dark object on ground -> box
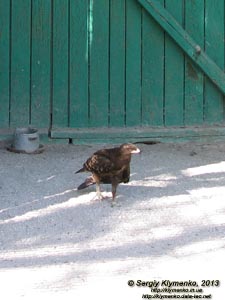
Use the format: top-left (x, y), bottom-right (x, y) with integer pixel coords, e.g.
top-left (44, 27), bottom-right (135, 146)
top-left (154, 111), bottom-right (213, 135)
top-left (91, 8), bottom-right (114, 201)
top-left (76, 143), bottom-right (140, 202)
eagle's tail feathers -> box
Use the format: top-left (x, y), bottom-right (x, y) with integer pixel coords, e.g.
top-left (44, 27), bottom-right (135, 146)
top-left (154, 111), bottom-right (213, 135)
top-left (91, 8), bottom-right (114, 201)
top-left (77, 176), bottom-right (96, 190)
top-left (75, 167), bottom-right (86, 174)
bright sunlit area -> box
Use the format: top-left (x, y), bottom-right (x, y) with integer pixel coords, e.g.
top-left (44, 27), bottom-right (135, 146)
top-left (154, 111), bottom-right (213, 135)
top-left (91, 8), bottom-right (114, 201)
top-left (0, 142), bottom-right (225, 299)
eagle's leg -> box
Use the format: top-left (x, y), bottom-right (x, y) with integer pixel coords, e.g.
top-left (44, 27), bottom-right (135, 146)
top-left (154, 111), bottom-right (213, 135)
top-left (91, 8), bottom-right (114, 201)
top-left (111, 182), bottom-right (118, 203)
top-left (96, 182), bottom-right (104, 200)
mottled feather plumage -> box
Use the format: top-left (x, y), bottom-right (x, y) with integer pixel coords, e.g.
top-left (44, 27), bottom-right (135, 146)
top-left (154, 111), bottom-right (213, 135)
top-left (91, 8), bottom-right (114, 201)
top-left (76, 143), bottom-right (140, 201)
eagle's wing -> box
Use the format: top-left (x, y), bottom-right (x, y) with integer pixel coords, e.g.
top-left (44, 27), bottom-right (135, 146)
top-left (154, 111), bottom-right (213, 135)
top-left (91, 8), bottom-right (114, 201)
top-left (84, 153), bottom-right (116, 174)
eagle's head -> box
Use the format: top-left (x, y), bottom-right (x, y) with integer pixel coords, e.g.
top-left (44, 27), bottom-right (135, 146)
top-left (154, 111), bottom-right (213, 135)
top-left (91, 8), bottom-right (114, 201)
top-left (120, 143), bottom-right (141, 154)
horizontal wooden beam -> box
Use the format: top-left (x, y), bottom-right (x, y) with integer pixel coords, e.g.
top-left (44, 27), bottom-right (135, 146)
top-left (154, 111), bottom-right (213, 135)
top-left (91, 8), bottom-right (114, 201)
top-left (137, 0), bottom-right (225, 95)
top-left (50, 126), bottom-right (225, 144)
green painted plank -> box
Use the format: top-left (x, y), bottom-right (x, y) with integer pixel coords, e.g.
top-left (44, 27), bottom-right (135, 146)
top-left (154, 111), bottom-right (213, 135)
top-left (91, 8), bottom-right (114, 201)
top-left (184, 0), bottom-right (204, 125)
top-left (204, 0), bottom-right (224, 124)
top-left (142, 0), bottom-right (164, 126)
top-left (109, 0), bottom-right (125, 127)
top-left (164, 0), bottom-right (184, 126)
top-left (51, 126), bottom-right (225, 144)
top-left (52, 0), bottom-right (69, 127)
top-left (126, 0), bottom-right (142, 126)
top-left (69, 0), bottom-right (89, 128)
top-left (0, 0), bottom-right (10, 127)
top-left (31, 0), bottom-right (51, 128)
top-left (89, 0), bottom-right (109, 127)
top-left (137, 0), bottom-right (225, 96)
top-left (10, 0), bottom-right (31, 127)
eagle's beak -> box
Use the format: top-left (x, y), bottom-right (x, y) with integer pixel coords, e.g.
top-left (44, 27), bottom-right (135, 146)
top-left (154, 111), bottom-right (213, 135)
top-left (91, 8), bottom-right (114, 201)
top-left (131, 148), bottom-right (141, 154)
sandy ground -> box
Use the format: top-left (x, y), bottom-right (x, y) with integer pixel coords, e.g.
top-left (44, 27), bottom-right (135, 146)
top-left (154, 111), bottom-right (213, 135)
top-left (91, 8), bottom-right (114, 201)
top-left (0, 141), bottom-right (225, 299)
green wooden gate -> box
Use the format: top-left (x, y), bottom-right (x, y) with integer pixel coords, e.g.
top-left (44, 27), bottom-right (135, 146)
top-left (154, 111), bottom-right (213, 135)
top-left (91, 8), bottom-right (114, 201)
top-left (1, 0), bottom-right (225, 142)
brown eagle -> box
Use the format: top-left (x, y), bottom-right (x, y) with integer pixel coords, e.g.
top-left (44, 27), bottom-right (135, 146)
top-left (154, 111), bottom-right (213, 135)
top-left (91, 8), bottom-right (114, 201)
top-left (75, 143), bottom-right (140, 201)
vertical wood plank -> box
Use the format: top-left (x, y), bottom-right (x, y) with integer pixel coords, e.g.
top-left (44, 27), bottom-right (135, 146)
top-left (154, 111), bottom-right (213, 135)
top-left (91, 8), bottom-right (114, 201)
top-left (142, 0), bottom-right (164, 126)
top-left (204, 0), bottom-right (224, 124)
top-left (184, 0), bottom-right (204, 125)
top-left (109, 0), bottom-right (126, 127)
top-left (69, 0), bottom-right (89, 128)
top-left (0, 0), bottom-right (10, 127)
top-left (52, 0), bottom-right (69, 127)
top-left (10, 0), bottom-right (31, 127)
top-left (31, 0), bottom-right (51, 128)
top-left (89, 0), bottom-right (109, 127)
top-left (164, 0), bottom-right (184, 126)
top-left (126, 0), bottom-right (142, 126)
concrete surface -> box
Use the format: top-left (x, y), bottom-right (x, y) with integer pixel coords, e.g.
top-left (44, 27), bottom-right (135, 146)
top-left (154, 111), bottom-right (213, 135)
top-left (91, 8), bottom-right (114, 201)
top-left (0, 142), bottom-right (225, 299)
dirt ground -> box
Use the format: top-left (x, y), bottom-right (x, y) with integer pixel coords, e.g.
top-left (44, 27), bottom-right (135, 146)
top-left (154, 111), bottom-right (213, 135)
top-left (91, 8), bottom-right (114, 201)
top-left (0, 141), bottom-right (225, 299)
